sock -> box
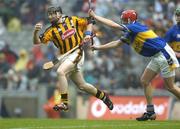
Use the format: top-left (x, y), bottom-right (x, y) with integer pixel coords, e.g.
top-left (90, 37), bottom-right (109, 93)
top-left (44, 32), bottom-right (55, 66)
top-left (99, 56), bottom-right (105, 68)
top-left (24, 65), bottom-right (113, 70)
top-left (146, 105), bottom-right (155, 113)
top-left (61, 93), bottom-right (68, 106)
top-left (95, 89), bottom-right (105, 101)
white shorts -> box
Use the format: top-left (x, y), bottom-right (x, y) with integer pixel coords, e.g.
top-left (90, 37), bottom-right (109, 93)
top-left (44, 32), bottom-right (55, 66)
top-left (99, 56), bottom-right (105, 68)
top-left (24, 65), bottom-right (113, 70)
top-left (59, 48), bottom-right (84, 72)
top-left (147, 44), bottom-right (180, 78)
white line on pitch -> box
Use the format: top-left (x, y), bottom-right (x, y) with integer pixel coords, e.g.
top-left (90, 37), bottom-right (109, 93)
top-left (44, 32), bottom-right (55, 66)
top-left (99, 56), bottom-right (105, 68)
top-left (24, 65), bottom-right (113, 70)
top-left (9, 123), bottom-right (176, 129)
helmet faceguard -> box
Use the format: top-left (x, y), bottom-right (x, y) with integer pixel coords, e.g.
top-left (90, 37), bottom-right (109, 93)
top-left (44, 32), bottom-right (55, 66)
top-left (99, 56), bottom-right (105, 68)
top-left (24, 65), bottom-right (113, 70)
top-left (120, 10), bottom-right (137, 24)
top-left (175, 7), bottom-right (180, 25)
top-left (175, 7), bottom-right (180, 16)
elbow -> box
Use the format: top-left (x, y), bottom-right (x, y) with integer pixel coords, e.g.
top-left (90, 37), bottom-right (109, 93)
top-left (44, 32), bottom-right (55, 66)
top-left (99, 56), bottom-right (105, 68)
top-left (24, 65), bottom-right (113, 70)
top-left (33, 37), bottom-right (41, 45)
top-left (33, 40), bottom-right (41, 45)
top-left (33, 42), bottom-right (38, 45)
top-left (34, 41), bottom-right (41, 45)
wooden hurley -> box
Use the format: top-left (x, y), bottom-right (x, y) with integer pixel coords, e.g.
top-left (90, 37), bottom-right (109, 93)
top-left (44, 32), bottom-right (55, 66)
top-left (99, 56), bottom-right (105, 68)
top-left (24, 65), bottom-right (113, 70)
top-left (43, 45), bottom-right (79, 70)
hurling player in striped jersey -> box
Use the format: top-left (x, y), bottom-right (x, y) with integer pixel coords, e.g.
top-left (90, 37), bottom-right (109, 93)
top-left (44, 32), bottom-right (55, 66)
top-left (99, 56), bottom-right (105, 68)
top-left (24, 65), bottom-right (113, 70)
top-left (33, 6), bottom-right (113, 112)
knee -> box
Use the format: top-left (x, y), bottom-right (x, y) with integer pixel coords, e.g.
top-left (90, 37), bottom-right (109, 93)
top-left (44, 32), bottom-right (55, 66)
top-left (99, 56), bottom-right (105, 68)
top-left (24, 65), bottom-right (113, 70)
top-left (57, 69), bottom-right (65, 76)
top-left (140, 78), bottom-right (149, 87)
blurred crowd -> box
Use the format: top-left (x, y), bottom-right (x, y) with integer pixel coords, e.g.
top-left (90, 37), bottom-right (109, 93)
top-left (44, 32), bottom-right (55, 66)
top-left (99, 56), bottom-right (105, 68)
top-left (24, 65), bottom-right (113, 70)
top-left (0, 42), bottom-right (59, 91)
top-left (0, 0), bottom-right (180, 94)
top-left (0, 0), bottom-right (49, 30)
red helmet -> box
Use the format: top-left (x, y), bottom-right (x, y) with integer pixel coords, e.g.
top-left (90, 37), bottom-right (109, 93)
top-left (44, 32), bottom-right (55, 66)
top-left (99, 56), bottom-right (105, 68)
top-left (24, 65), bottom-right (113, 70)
top-left (121, 10), bottom-right (138, 24)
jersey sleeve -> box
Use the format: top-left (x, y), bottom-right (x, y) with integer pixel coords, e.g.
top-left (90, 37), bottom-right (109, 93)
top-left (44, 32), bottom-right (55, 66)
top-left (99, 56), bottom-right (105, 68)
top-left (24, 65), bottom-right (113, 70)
top-left (120, 24), bottom-right (131, 32)
top-left (164, 28), bottom-right (173, 43)
top-left (39, 27), bottom-right (53, 44)
top-left (119, 24), bottom-right (131, 44)
top-left (72, 16), bottom-right (88, 27)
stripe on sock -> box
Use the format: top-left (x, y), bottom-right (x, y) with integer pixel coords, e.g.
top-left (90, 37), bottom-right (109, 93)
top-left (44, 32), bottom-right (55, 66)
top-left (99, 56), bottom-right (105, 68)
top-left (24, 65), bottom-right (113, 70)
top-left (61, 93), bottom-right (68, 105)
top-left (96, 90), bottom-right (105, 100)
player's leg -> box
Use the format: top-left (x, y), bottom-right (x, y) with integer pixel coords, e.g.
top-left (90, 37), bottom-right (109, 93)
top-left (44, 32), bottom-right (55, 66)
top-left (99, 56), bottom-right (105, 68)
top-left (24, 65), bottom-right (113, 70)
top-left (136, 67), bottom-right (157, 121)
top-left (53, 59), bottom-right (76, 111)
top-left (70, 71), bottom-right (114, 110)
top-left (162, 45), bottom-right (180, 99)
top-left (164, 75), bottom-right (180, 99)
top-left (175, 68), bottom-right (180, 86)
top-left (137, 45), bottom-right (179, 121)
top-left (136, 57), bottom-right (159, 121)
top-left (141, 68), bottom-right (157, 105)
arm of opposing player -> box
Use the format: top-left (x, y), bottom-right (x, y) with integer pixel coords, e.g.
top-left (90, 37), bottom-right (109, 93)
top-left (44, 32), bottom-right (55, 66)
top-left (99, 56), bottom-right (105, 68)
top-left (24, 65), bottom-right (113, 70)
top-left (175, 52), bottom-right (180, 58)
top-left (88, 9), bottom-right (122, 29)
top-left (91, 39), bottom-right (123, 51)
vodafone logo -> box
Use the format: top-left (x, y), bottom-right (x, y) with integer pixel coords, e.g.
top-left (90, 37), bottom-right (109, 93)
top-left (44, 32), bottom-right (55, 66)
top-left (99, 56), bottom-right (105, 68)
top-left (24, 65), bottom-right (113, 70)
top-left (111, 101), bottom-right (167, 115)
top-left (62, 28), bottom-right (75, 40)
top-left (111, 101), bottom-right (145, 115)
top-left (90, 100), bottom-right (168, 118)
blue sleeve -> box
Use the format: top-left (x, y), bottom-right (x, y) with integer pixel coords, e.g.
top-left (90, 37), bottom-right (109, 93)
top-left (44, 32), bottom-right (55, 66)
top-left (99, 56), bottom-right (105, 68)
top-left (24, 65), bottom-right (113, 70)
top-left (120, 24), bottom-right (130, 32)
top-left (119, 24), bottom-right (132, 44)
top-left (164, 28), bottom-right (173, 43)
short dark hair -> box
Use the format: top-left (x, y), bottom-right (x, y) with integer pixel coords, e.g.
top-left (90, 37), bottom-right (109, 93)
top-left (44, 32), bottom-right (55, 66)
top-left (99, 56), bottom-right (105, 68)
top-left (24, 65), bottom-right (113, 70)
top-left (56, 6), bottom-right (62, 14)
top-left (47, 6), bottom-right (62, 14)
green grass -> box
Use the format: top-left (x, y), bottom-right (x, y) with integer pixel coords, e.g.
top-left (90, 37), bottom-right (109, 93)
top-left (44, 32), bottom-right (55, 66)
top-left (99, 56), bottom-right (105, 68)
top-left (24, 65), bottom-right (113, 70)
top-left (0, 119), bottom-right (180, 129)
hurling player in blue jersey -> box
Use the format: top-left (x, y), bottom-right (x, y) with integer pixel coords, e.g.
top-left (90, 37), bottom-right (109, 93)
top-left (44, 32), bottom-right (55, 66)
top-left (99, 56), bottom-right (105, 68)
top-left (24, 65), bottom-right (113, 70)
top-left (164, 7), bottom-right (180, 64)
top-left (89, 9), bottom-right (180, 121)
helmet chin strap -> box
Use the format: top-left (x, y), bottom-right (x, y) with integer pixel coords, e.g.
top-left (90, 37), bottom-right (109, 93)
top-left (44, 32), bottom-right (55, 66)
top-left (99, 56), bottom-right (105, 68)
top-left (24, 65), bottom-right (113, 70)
top-left (127, 18), bottom-right (130, 24)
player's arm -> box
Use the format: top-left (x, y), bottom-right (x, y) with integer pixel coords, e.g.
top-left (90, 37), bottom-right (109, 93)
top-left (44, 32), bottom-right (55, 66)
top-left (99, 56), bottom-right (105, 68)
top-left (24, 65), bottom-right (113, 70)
top-left (88, 9), bottom-right (123, 30)
top-left (33, 23), bottom-right (43, 44)
top-left (175, 52), bottom-right (180, 58)
top-left (86, 17), bottom-right (94, 32)
top-left (91, 39), bottom-right (123, 51)
top-left (84, 21), bottom-right (93, 42)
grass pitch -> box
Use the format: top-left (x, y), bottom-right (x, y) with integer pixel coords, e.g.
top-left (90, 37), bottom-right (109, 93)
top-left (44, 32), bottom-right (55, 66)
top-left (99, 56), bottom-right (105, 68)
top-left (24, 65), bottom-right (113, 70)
top-left (0, 119), bottom-right (180, 129)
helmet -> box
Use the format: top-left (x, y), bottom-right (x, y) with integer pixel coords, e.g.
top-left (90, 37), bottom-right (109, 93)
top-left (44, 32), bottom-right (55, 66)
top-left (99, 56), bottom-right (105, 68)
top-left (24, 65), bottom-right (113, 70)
top-left (121, 10), bottom-right (137, 24)
top-left (175, 7), bottom-right (180, 24)
top-left (175, 7), bottom-right (180, 16)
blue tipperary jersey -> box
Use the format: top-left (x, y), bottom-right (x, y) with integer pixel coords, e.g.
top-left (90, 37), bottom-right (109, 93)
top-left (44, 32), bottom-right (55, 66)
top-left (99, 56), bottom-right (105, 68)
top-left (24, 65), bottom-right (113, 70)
top-left (121, 22), bottom-right (166, 57)
top-left (164, 25), bottom-right (180, 63)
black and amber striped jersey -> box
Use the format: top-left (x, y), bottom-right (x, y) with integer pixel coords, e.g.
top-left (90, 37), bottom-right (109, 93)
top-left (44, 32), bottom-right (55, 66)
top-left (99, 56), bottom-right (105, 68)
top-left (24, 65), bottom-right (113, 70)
top-left (39, 15), bottom-right (88, 54)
